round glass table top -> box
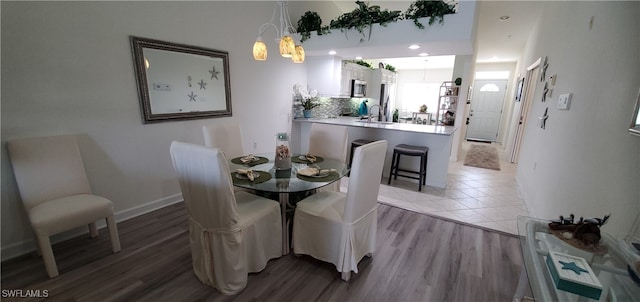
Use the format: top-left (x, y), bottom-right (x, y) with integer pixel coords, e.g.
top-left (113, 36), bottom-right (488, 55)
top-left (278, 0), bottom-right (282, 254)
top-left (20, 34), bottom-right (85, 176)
top-left (228, 153), bottom-right (349, 193)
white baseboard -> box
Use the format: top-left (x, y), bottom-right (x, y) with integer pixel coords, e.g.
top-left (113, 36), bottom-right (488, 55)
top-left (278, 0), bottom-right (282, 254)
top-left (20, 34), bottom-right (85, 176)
top-left (514, 175), bottom-right (532, 215)
top-left (1, 194), bottom-right (183, 262)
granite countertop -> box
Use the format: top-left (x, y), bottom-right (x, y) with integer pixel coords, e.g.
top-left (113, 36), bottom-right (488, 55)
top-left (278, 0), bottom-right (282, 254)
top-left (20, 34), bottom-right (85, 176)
top-left (294, 117), bottom-right (456, 136)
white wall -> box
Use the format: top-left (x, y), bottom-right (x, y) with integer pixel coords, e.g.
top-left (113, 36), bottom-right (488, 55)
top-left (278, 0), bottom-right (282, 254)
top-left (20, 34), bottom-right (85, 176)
top-left (516, 1), bottom-right (640, 237)
top-left (1, 1), bottom-right (306, 259)
top-left (450, 55), bottom-right (474, 161)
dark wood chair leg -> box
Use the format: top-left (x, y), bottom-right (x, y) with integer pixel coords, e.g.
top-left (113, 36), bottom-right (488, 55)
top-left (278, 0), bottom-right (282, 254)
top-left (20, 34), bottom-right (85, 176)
top-left (393, 153), bottom-right (401, 180)
top-left (388, 151), bottom-right (396, 184)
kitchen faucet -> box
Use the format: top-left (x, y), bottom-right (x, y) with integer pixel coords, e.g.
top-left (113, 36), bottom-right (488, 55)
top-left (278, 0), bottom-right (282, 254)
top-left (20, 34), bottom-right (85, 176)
top-left (368, 104), bottom-right (384, 123)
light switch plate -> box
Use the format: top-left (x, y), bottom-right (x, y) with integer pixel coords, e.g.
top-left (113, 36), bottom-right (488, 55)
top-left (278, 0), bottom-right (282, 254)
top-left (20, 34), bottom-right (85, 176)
top-left (557, 93), bottom-right (572, 110)
top-left (153, 83), bottom-right (172, 91)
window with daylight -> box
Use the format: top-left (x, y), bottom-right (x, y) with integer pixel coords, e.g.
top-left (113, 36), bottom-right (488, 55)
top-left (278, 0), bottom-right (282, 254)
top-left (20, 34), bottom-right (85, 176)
top-left (401, 82), bottom-right (440, 114)
top-left (480, 83), bottom-right (501, 92)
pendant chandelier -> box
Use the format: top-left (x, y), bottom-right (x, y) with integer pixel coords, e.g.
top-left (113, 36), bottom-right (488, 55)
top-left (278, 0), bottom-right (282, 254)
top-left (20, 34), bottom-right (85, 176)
top-left (253, 1), bottom-right (305, 63)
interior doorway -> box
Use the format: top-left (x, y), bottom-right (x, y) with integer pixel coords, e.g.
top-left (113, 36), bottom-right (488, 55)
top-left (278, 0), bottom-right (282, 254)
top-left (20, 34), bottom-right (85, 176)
top-left (507, 58), bottom-right (541, 163)
top-left (466, 79), bottom-right (508, 142)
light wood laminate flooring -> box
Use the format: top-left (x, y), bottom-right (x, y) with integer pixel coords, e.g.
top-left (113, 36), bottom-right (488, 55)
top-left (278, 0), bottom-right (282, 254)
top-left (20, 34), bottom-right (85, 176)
top-left (1, 202), bottom-right (525, 301)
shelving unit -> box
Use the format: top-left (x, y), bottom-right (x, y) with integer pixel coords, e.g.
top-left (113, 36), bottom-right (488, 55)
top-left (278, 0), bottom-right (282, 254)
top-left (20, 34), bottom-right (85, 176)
top-left (436, 81), bottom-right (459, 125)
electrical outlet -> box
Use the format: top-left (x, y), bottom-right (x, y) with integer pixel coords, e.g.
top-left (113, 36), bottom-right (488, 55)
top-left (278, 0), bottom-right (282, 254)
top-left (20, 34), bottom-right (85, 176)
top-left (557, 93), bottom-right (572, 110)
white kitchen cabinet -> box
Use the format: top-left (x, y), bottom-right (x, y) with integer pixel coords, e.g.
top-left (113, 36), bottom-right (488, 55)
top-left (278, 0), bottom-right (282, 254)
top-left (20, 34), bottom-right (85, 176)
top-left (343, 62), bottom-right (371, 81)
top-left (305, 56), bottom-right (344, 97)
top-left (341, 62), bottom-right (371, 96)
top-left (306, 58), bottom-right (372, 97)
top-left (367, 69), bottom-right (397, 96)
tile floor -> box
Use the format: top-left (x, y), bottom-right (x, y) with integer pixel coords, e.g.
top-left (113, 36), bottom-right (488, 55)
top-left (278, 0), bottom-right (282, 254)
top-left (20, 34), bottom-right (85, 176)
top-left (342, 141), bottom-right (529, 235)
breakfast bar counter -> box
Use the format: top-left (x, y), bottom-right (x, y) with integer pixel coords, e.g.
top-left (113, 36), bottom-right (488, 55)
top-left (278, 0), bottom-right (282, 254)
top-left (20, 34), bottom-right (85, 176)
top-left (295, 117), bottom-right (456, 135)
top-left (291, 117), bottom-right (457, 189)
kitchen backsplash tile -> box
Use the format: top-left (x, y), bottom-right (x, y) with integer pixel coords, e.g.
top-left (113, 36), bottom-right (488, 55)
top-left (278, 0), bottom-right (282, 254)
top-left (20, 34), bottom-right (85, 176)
top-left (293, 97), bottom-right (367, 118)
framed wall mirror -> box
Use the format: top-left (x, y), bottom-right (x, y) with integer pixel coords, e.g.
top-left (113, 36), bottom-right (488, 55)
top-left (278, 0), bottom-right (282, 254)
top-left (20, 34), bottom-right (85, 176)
top-left (131, 36), bottom-right (232, 123)
top-left (630, 87), bottom-right (640, 136)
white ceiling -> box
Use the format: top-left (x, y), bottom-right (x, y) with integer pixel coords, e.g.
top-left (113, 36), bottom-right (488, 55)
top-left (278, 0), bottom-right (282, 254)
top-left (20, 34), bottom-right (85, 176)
top-left (474, 1), bottom-right (543, 63)
top-left (291, 1), bottom-right (543, 70)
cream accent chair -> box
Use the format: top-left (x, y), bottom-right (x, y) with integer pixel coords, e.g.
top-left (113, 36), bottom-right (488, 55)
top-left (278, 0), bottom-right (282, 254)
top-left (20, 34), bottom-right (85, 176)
top-left (170, 141), bottom-right (282, 295)
top-left (293, 140), bottom-right (387, 281)
top-left (7, 135), bottom-right (121, 278)
top-left (202, 124), bottom-right (244, 159)
top-left (308, 123), bottom-right (349, 192)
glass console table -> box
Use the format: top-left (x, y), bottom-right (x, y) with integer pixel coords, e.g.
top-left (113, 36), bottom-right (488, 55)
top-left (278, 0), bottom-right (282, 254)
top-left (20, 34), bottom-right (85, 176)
top-left (517, 216), bottom-right (640, 301)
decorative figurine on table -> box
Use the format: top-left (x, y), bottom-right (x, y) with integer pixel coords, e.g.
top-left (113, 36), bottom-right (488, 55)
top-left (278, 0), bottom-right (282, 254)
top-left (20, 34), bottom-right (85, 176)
top-left (549, 213), bottom-right (610, 245)
top-left (274, 132), bottom-right (291, 170)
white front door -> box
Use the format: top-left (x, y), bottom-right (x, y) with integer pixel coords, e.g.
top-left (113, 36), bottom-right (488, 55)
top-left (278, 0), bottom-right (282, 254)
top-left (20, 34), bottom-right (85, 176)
top-left (466, 79), bottom-right (508, 142)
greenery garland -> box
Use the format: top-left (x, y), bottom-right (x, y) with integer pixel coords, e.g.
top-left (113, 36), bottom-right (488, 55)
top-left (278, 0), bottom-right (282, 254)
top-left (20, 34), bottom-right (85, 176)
top-left (383, 64), bottom-right (396, 72)
top-left (346, 60), bottom-right (374, 69)
top-left (296, 0), bottom-right (457, 43)
top-left (297, 11), bottom-right (330, 43)
top-left (405, 0), bottom-right (457, 29)
top-left (328, 1), bottom-right (402, 42)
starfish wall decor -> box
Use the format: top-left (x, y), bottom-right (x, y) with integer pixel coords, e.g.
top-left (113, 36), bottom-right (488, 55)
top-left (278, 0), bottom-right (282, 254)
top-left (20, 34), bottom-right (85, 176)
top-left (198, 79), bottom-right (207, 90)
top-left (209, 66), bottom-right (219, 80)
top-left (539, 107), bottom-right (549, 129)
top-left (188, 91), bottom-right (197, 102)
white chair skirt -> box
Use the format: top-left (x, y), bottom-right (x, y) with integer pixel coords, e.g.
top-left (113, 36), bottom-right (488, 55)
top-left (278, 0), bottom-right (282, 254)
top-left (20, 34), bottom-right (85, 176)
top-left (189, 191), bottom-right (281, 295)
top-left (292, 191), bottom-right (376, 274)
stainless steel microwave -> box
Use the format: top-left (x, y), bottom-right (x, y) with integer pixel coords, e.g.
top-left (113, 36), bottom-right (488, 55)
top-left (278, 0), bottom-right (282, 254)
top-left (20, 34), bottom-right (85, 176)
top-left (351, 80), bottom-right (367, 97)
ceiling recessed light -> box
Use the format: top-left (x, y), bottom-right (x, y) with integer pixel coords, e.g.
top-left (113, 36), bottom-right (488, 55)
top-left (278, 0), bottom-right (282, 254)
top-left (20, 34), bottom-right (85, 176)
top-left (499, 15), bottom-right (510, 21)
top-left (355, 56), bottom-right (363, 60)
top-left (418, 52), bottom-right (429, 56)
top-left (409, 44), bottom-right (421, 50)
top-left (328, 50), bottom-right (336, 55)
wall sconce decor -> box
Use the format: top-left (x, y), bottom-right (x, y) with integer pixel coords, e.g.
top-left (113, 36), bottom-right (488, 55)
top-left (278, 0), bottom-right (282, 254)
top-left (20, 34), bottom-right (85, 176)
top-left (253, 1), bottom-right (304, 63)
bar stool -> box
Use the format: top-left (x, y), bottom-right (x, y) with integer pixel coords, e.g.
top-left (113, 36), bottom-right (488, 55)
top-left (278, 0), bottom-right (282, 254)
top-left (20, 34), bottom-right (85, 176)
top-left (388, 144), bottom-right (429, 191)
top-left (349, 139), bottom-right (374, 168)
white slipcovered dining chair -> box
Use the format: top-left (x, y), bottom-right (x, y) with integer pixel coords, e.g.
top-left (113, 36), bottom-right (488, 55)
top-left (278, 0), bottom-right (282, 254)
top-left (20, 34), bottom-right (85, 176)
top-left (203, 124), bottom-right (252, 193)
top-left (170, 141), bottom-right (282, 295)
top-left (202, 124), bottom-right (244, 159)
top-left (7, 135), bottom-right (121, 278)
top-left (308, 123), bottom-right (349, 192)
top-left (292, 140), bottom-right (387, 281)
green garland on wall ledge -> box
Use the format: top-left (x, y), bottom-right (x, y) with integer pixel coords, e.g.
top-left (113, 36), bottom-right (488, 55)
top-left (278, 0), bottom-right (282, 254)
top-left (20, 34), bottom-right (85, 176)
top-left (328, 1), bottom-right (403, 42)
top-left (405, 0), bottom-right (456, 29)
top-left (384, 64), bottom-right (397, 72)
top-left (346, 60), bottom-right (374, 69)
top-left (297, 11), bottom-right (330, 43)
top-left (296, 0), bottom-right (458, 43)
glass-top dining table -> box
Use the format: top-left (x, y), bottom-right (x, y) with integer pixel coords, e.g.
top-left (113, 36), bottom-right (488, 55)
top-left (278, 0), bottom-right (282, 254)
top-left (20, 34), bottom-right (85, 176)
top-left (228, 153), bottom-right (349, 255)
